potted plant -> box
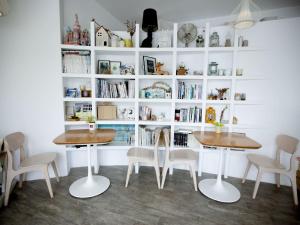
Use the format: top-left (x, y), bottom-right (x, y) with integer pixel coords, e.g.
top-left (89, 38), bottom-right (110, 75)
top-left (214, 106), bottom-right (228, 133)
top-left (86, 115), bottom-right (96, 131)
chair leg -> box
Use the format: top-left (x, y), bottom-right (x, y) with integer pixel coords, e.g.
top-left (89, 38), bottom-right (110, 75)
top-left (242, 161), bottom-right (251, 183)
top-left (43, 166), bottom-right (54, 198)
top-left (191, 165), bottom-right (198, 191)
top-left (291, 175), bottom-right (298, 206)
top-left (125, 163), bottom-right (132, 188)
top-left (18, 173), bottom-right (24, 188)
top-left (188, 165), bottom-right (193, 178)
top-left (252, 170), bottom-right (263, 199)
top-left (161, 165), bottom-right (168, 189)
top-left (51, 161), bottom-right (60, 182)
top-left (4, 176), bottom-right (13, 206)
top-left (275, 173), bottom-right (280, 188)
top-left (154, 164), bottom-right (161, 189)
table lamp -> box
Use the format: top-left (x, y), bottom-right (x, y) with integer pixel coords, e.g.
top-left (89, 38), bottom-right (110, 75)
top-left (141, 8), bottom-right (158, 47)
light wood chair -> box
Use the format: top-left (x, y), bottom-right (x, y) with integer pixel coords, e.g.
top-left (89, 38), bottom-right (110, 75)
top-left (161, 128), bottom-right (198, 191)
top-left (4, 132), bottom-right (59, 206)
top-left (125, 128), bottom-right (161, 189)
top-left (242, 134), bottom-right (299, 205)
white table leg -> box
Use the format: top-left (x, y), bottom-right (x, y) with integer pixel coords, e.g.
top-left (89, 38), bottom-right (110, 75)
top-left (93, 145), bottom-right (99, 174)
top-left (69, 144), bottom-right (110, 198)
top-left (198, 147), bottom-right (240, 203)
top-left (135, 162), bottom-right (139, 174)
top-left (169, 166), bottom-right (173, 175)
top-left (224, 148), bottom-right (230, 178)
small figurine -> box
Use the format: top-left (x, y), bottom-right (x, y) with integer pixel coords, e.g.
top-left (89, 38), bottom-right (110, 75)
top-left (216, 88), bottom-right (229, 100)
top-left (155, 62), bottom-right (169, 75)
top-left (196, 35), bottom-right (204, 47)
top-left (176, 63), bottom-right (188, 75)
top-left (80, 29), bottom-right (90, 46)
top-left (210, 32), bottom-right (219, 47)
top-left (73, 14), bottom-right (81, 45)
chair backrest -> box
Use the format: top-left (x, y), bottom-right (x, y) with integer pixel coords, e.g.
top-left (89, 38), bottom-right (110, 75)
top-left (163, 128), bottom-right (170, 160)
top-left (4, 132), bottom-right (25, 171)
top-left (276, 134), bottom-right (299, 172)
top-left (153, 128), bottom-right (162, 161)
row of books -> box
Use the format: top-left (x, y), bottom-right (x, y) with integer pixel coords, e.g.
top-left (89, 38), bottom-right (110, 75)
top-left (62, 51), bottom-right (91, 74)
top-left (175, 107), bottom-right (202, 123)
top-left (97, 79), bottom-right (135, 98)
top-left (138, 126), bottom-right (157, 146)
top-left (177, 81), bottom-right (202, 100)
top-left (139, 106), bottom-right (152, 121)
top-left (174, 130), bottom-right (192, 147)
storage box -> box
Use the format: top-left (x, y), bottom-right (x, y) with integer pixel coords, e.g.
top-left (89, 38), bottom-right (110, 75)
top-left (97, 105), bottom-right (117, 120)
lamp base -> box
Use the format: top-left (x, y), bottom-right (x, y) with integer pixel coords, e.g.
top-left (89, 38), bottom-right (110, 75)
top-left (141, 31), bottom-right (153, 47)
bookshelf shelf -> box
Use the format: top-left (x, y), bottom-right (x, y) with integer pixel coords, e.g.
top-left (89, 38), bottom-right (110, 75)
top-left (60, 21), bottom-right (264, 150)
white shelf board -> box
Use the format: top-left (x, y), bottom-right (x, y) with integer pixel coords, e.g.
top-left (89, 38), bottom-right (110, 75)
top-left (94, 46), bottom-right (136, 52)
top-left (174, 99), bottom-right (202, 104)
top-left (138, 120), bottom-right (171, 126)
top-left (138, 75), bottom-right (174, 79)
top-left (138, 48), bottom-right (174, 52)
top-left (176, 48), bottom-right (205, 52)
top-left (63, 97), bottom-right (92, 102)
top-left (206, 76), bottom-right (233, 80)
top-left (174, 122), bottom-right (202, 127)
top-left (95, 74), bottom-right (136, 79)
top-left (138, 99), bottom-right (173, 103)
top-left (208, 47), bottom-right (234, 52)
top-left (176, 75), bottom-right (204, 80)
top-left (96, 120), bottom-right (135, 125)
top-left (95, 98), bottom-right (136, 102)
top-left (60, 44), bottom-right (91, 51)
top-left (206, 100), bottom-right (231, 104)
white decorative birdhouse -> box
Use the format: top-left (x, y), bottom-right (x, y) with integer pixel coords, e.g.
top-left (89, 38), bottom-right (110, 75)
top-left (96, 26), bottom-right (111, 47)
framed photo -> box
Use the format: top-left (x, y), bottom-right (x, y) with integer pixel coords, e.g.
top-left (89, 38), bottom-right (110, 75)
top-left (143, 56), bottom-right (156, 75)
top-left (110, 61), bottom-right (121, 75)
top-left (98, 60), bottom-right (110, 74)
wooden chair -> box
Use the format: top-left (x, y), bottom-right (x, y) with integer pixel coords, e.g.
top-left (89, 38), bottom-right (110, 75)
top-left (242, 134), bottom-right (299, 205)
top-left (4, 132), bottom-right (59, 206)
top-left (161, 128), bottom-right (198, 191)
top-left (125, 128), bottom-right (161, 189)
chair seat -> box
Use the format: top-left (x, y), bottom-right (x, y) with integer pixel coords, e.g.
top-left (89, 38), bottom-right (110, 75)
top-left (127, 148), bottom-right (154, 160)
top-left (21, 152), bottom-right (57, 167)
top-left (170, 149), bottom-right (197, 162)
top-left (247, 154), bottom-right (285, 170)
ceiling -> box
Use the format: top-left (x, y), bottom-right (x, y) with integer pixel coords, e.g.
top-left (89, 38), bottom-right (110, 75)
top-left (96, 0), bottom-right (300, 24)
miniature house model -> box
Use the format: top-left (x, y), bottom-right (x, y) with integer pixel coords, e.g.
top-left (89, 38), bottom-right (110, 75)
top-left (96, 26), bottom-right (111, 47)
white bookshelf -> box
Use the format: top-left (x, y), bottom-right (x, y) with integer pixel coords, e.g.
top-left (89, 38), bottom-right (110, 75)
top-left (60, 21), bottom-right (265, 150)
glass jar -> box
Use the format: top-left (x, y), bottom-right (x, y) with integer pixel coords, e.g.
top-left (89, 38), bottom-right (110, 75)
top-left (208, 62), bottom-right (218, 75)
top-left (210, 32), bottom-right (219, 47)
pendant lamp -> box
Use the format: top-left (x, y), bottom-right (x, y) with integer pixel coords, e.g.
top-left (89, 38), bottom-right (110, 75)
top-left (233, 0), bottom-right (260, 29)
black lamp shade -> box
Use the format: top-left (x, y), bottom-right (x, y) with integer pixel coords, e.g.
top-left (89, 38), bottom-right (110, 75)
top-left (142, 8), bottom-right (158, 32)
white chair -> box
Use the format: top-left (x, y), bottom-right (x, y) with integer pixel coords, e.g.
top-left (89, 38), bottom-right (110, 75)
top-left (4, 132), bottom-right (60, 206)
top-left (242, 134), bottom-right (299, 205)
top-left (161, 129), bottom-right (198, 191)
top-left (125, 128), bottom-right (161, 189)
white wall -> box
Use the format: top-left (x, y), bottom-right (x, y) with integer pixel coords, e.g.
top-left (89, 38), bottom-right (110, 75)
top-left (0, 1), bottom-right (299, 186)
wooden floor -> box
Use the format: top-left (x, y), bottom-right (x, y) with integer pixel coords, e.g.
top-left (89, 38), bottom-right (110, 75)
top-left (0, 166), bottom-right (299, 225)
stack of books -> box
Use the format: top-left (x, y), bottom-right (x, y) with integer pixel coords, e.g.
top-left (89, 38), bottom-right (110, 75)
top-left (175, 107), bottom-right (202, 123)
top-left (174, 129), bottom-right (192, 147)
top-left (97, 79), bottom-right (135, 98)
top-left (177, 81), bottom-right (202, 100)
top-left (62, 50), bottom-right (91, 74)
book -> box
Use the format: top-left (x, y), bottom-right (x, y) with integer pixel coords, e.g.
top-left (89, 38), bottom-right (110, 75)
top-left (97, 79), bottom-right (135, 98)
top-left (174, 107), bottom-right (202, 123)
top-left (177, 81), bottom-right (202, 100)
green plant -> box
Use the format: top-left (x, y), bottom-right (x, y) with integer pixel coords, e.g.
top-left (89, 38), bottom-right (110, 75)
top-left (86, 115), bottom-right (95, 123)
top-left (213, 121), bottom-right (224, 127)
top-left (214, 106), bottom-right (228, 127)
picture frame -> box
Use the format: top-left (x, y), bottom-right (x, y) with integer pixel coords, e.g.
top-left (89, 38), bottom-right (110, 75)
top-left (98, 60), bottom-right (110, 74)
top-left (143, 56), bottom-right (156, 75)
top-left (110, 61), bottom-right (121, 75)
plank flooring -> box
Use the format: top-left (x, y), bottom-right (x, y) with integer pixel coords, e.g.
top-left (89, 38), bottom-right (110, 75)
top-left (0, 166), bottom-right (299, 225)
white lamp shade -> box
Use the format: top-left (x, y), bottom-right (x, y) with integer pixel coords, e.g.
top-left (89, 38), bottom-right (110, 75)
top-left (0, 0), bottom-right (9, 16)
top-left (234, 0), bottom-right (257, 29)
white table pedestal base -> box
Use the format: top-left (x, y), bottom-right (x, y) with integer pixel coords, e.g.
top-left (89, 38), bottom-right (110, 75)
top-left (198, 147), bottom-right (241, 203)
top-left (69, 144), bottom-right (110, 198)
top-left (198, 179), bottom-right (240, 203)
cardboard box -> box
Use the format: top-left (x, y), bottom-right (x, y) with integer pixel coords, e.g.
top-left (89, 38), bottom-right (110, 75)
top-left (97, 105), bottom-right (117, 120)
